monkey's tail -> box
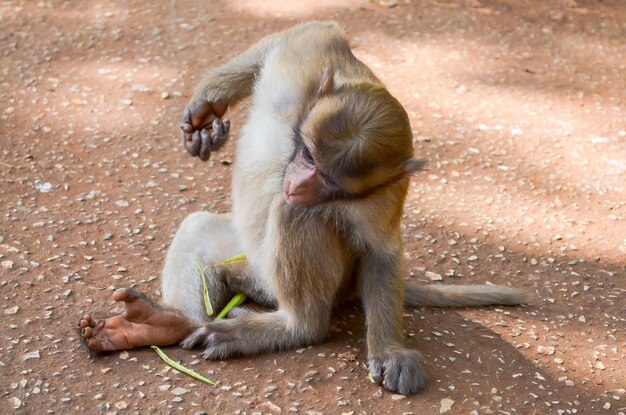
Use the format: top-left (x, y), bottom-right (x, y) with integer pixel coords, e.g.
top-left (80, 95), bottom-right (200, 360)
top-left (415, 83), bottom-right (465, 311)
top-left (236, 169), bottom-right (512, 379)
top-left (403, 283), bottom-right (527, 308)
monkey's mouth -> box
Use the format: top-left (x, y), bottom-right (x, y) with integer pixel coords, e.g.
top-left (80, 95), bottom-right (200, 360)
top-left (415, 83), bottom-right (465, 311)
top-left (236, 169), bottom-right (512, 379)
top-left (283, 189), bottom-right (319, 207)
top-left (283, 190), bottom-right (295, 205)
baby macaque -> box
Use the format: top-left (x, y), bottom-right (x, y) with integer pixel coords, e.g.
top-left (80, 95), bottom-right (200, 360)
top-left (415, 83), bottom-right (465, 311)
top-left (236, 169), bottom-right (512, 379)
top-left (80, 21), bottom-right (525, 395)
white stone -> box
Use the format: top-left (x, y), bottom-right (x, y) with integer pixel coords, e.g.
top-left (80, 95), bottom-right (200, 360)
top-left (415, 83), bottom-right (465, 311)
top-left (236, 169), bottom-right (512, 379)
top-left (440, 398), bottom-right (454, 413)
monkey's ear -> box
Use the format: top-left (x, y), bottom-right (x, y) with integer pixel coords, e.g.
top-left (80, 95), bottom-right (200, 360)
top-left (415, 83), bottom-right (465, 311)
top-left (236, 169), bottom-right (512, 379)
top-left (318, 67), bottom-right (335, 97)
top-left (405, 158), bottom-right (427, 175)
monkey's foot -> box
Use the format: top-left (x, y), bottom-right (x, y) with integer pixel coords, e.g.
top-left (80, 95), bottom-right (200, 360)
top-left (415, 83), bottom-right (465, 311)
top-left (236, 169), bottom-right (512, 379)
top-left (78, 288), bottom-right (195, 352)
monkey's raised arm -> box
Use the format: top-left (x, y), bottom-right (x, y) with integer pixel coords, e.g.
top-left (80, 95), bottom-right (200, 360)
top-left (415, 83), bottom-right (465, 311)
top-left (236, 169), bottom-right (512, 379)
top-left (180, 35), bottom-right (279, 160)
top-left (194, 39), bottom-right (276, 109)
top-left (191, 20), bottom-right (345, 109)
top-left (181, 22), bottom-right (350, 161)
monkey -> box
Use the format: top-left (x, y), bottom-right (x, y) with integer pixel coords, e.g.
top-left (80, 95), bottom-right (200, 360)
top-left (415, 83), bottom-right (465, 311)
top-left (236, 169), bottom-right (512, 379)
top-left (79, 21), bottom-right (526, 395)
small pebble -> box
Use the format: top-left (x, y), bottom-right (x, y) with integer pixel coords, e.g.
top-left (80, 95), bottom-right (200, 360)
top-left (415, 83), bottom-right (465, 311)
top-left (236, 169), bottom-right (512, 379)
top-left (426, 271), bottom-right (443, 281)
top-left (4, 306), bottom-right (19, 315)
top-left (22, 350), bottom-right (41, 361)
top-left (10, 397), bottom-right (22, 409)
top-left (115, 401), bottom-right (128, 409)
top-left (440, 398), bottom-right (454, 413)
top-left (171, 387), bottom-right (189, 396)
top-left (537, 346), bottom-right (555, 355)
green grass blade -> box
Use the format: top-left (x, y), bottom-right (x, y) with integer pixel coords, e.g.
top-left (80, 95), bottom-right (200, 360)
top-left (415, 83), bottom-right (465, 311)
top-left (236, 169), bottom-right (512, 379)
top-left (151, 346), bottom-right (216, 386)
top-left (194, 253), bottom-right (247, 319)
top-left (215, 253), bottom-right (247, 266)
top-left (152, 254), bottom-right (248, 387)
top-left (215, 293), bottom-right (247, 320)
top-left (194, 253), bottom-right (214, 318)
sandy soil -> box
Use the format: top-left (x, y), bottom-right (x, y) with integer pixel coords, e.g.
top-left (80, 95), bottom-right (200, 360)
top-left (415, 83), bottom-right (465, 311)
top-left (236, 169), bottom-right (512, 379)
top-left (1, 0), bottom-right (625, 414)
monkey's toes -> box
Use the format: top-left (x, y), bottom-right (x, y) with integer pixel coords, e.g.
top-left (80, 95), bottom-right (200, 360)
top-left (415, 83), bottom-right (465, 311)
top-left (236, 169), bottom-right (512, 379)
top-left (82, 326), bottom-right (94, 339)
top-left (112, 287), bottom-right (143, 302)
top-left (84, 333), bottom-right (117, 352)
top-left (79, 315), bottom-right (105, 338)
top-left (79, 315), bottom-right (110, 351)
top-left (78, 314), bottom-right (95, 330)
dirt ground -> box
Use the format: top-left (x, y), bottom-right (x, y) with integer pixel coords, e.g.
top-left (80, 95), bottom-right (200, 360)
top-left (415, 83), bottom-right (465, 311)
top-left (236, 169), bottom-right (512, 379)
top-left (1, 0), bottom-right (625, 414)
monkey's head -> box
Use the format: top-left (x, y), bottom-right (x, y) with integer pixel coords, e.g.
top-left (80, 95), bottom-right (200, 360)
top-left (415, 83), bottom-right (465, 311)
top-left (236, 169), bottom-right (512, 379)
top-left (283, 77), bottom-right (425, 207)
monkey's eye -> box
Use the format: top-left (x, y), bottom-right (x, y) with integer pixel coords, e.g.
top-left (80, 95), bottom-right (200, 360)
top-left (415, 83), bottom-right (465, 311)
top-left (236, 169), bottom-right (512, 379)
top-left (301, 146), bottom-right (315, 165)
top-left (320, 172), bottom-right (341, 190)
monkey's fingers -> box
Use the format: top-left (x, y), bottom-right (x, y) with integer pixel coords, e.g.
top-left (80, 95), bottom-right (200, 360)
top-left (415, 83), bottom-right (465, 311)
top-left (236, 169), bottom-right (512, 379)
top-left (180, 122), bottom-right (194, 134)
top-left (199, 129), bottom-right (212, 161)
top-left (201, 338), bottom-right (239, 360)
top-left (185, 130), bottom-right (202, 157)
top-left (224, 305), bottom-right (249, 318)
top-left (212, 117), bottom-right (224, 135)
top-left (210, 118), bottom-right (230, 151)
top-left (181, 123), bottom-right (194, 155)
top-left (181, 326), bottom-right (210, 349)
top-left (368, 359), bottom-right (384, 386)
top-left (180, 106), bottom-right (196, 133)
top-left (368, 349), bottom-right (426, 395)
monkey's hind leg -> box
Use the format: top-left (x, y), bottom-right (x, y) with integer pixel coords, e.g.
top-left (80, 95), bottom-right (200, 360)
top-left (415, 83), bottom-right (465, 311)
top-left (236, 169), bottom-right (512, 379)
top-left (78, 211), bottom-right (262, 352)
top-left (161, 211), bottom-right (242, 324)
top-left (161, 211), bottom-right (276, 325)
top-left (181, 213), bottom-right (347, 360)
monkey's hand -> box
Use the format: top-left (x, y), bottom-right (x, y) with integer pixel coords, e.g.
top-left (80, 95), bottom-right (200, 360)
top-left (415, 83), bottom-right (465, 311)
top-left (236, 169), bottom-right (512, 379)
top-left (180, 316), bottom-right (250, 359)
top-left (180, 100), bottom-right (230, 161)
top-left (180, 310), bottom-right (296, 359)
top-left (368, 345), bottom-right (427, 395)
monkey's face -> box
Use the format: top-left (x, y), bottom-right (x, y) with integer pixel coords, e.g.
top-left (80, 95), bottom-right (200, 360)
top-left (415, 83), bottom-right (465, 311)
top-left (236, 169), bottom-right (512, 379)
top-left (283, 92), bottom-right (423, 207)
top-left (283, 96), bottom-right (364, 207)
top-left (283, 100), bottom-right (414, 207)
top-left (282, 142), bottom-right (335, 207)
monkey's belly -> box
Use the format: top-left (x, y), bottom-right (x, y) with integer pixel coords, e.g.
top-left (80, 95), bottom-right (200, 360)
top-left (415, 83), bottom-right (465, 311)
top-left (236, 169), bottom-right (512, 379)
top-left (229, 46), bottom-right (314, 296)
top-left (230, 109), bottom-right (294, 297)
